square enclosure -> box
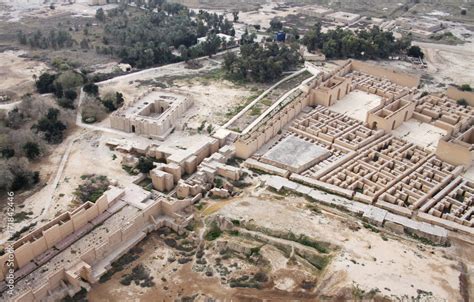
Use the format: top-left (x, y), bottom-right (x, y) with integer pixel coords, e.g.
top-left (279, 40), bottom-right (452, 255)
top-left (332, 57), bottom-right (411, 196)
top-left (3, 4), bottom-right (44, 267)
top-left (262, 135), bottom-right (331, 173)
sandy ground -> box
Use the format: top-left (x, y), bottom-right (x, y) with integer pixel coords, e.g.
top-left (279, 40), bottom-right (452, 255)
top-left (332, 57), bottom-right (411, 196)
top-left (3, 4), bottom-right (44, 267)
top-left (234, 2), bottom-right (299, 31)
top-left (0, 50), bottom-right (48, 101)
top-left (329, 90), bottom-right (382, 122)
top-left (0, 0), bottom-right (117, 22)
top-left (392, 119), bottom-right (447, 151)
top-left (215, 191), bottom-right (469, 301)
top-left (88, 231), bottom-right (320, 302)
top-left (176, 79), bottom-right (252, 128)
top-left (87, 186), bottom-right (472, 301)
top-left (97, 59), bottom-right (220, 104)
top-left (48, 131), bottom-right (137, 216)
top-left (415, 40), bottom-right (474, 86)
top-left (98, 53), bottom-right (261, 129)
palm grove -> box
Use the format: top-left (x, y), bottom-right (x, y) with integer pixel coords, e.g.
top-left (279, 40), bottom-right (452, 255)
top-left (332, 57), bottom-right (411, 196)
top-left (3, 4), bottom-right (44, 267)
top-left (18, 1), bottom-right (237, 69)
top-left (302, 22), bottom-right (421, 59)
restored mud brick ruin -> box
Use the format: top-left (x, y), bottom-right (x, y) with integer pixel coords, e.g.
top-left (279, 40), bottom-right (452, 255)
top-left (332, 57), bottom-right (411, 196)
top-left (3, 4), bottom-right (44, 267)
top-left (110, 91), bottom-right (193, 140)
top-left (234, 60), bottom-right (474, 236)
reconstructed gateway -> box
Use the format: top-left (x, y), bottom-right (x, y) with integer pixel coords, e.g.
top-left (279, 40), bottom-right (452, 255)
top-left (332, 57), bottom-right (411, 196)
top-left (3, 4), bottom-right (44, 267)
top-left (235, 60), bottom-right (474, 235)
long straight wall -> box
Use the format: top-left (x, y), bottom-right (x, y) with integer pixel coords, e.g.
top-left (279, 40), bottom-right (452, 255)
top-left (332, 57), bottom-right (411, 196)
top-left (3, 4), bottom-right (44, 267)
top-left (351, 60), bottom-right (421, 88)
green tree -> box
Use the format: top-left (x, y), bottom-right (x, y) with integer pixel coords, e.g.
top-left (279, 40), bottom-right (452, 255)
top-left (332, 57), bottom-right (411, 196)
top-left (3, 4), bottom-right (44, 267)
top-left (407, 45), bottom-right (424, 59)
top-left (36, 73), bottom-right (57, 94)
top-left (64, 89), bottom-right (78, 101)
top-left (202, 34), bottom-right (221, 58)
top-left (1, 147), bottom-right (15, 159)
top-left (96, 8), bottom-right (105, 22)
top-left (137, 157), bottom-right (155, 174)
top-left (83, 83), bottom-right (99, 96)
top-left (178, 45), bottom-right (189, 62)
top-left (34, 108), bottom-right (67, 144)
top-left (270, 19), bottom-right (283, 31)
top-left (23, 142), bottom-right (40, 160)
top-left (232, 11), bottom-right (239, 22)
top-left (56, 70), bottom-right (84, 90)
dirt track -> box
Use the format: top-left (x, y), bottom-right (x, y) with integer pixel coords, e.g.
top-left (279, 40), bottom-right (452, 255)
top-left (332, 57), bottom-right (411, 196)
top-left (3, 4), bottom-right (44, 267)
top-left (415, 40), bottom-right (474, 85)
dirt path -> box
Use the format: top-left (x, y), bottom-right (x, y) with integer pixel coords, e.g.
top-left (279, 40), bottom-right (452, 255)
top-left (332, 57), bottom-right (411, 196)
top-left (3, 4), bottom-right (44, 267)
top-left (415, 40), bottom-right (474, 85)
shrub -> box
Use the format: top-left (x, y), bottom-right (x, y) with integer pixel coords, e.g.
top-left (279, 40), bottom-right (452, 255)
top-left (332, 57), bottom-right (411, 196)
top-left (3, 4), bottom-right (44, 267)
top-left (33, 108), bottom-right (67, 144)
top-left (57, 97), bottom-right (75, 109)
top-left (205, 221), bottom-right (222, 241)
top-left (101, 91), bottom-right (124, 112)
top-left (64, 89), bottom-right (78, 101)
top-left (23, 142), bottom-right (40, 160)
top-left (457, 98), bottom-right (468, 107)
top-left (83, 83), bottom-right (99, 96)
top-left (74, 174), bottom-right (110, 202)
top-left (36, 73), bottom-right (57, 94)
top-left (1, 147), bottom-right (15, 159)
top-left (407, 45), bottom-right (424, 59)
top-left (136, 157), bottom-right (155, 174)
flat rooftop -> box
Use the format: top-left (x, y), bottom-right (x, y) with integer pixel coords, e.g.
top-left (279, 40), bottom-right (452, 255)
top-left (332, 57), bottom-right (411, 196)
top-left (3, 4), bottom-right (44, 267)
top-left (327, 11), bottom-right (361, 22)
top-left (392, 119), bottom-right (447, 151)
top-left (329, 90), bottom-right (382, 122)
top-left (262, 135), bottom-right (331, 173)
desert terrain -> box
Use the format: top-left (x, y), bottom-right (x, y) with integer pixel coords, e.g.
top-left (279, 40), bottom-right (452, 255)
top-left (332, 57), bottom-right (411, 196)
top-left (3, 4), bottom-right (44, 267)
top-left (0, 0), bottom-right (473, 301)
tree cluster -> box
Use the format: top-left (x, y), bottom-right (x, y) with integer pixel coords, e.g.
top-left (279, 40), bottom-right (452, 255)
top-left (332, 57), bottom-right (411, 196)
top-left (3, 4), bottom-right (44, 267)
top-left (36, 71), bottom-right (83, 109)
top-left (101, 91), bottom-right (125, 112)
top-left (222, 36), bottom-right (301, 83)
top-left (0, 90), bottom-right (75, 192)
top-left (97, 1), bottom-right (234, 67)
top-left (195, 10), bottom-right (235, 37)
top-left (17, 29), bottom-right (74, 49)
top-left (32, 108), bottom-right (67, 144)
top-left (81, 84), bottom-right (125, 123)
top-left (302, 23), bottom-right (412, 59)
top-left (0, 158), bottom-right (39, 192)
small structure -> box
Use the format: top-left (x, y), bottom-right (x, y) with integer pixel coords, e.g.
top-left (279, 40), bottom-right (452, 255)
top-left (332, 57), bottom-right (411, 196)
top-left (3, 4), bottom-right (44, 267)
top-left (395, 17), bottom-right (443, 37)
top-left (110, 91), bottom-right (192, 140)
top-left (297, 6), bottom-right (333, 18)
top-left (326, 11), bottom-right (361, 25)
top-left (367, 97), bottom-right (415, 132)
top-left (437, 126), bottom-right (474, 168)
top-left (275, 31), bottom-right (286, 42)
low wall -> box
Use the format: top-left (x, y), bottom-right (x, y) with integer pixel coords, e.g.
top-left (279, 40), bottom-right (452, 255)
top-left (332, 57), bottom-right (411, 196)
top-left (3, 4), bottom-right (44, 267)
top-left (436, 139), bottom-right (473, 167)
top-left (351, 60), bottom-right (421, 88)
top-left (446, 86), bottom-right (474, 106)
top-left (0, 188), bottom-right (123, 282)
top-left (265, 175), bottom-right (449, 245)
top-left (235, 94), bottom-right (310, 159)
top-left (9, 190), bottom-right (194, 301)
